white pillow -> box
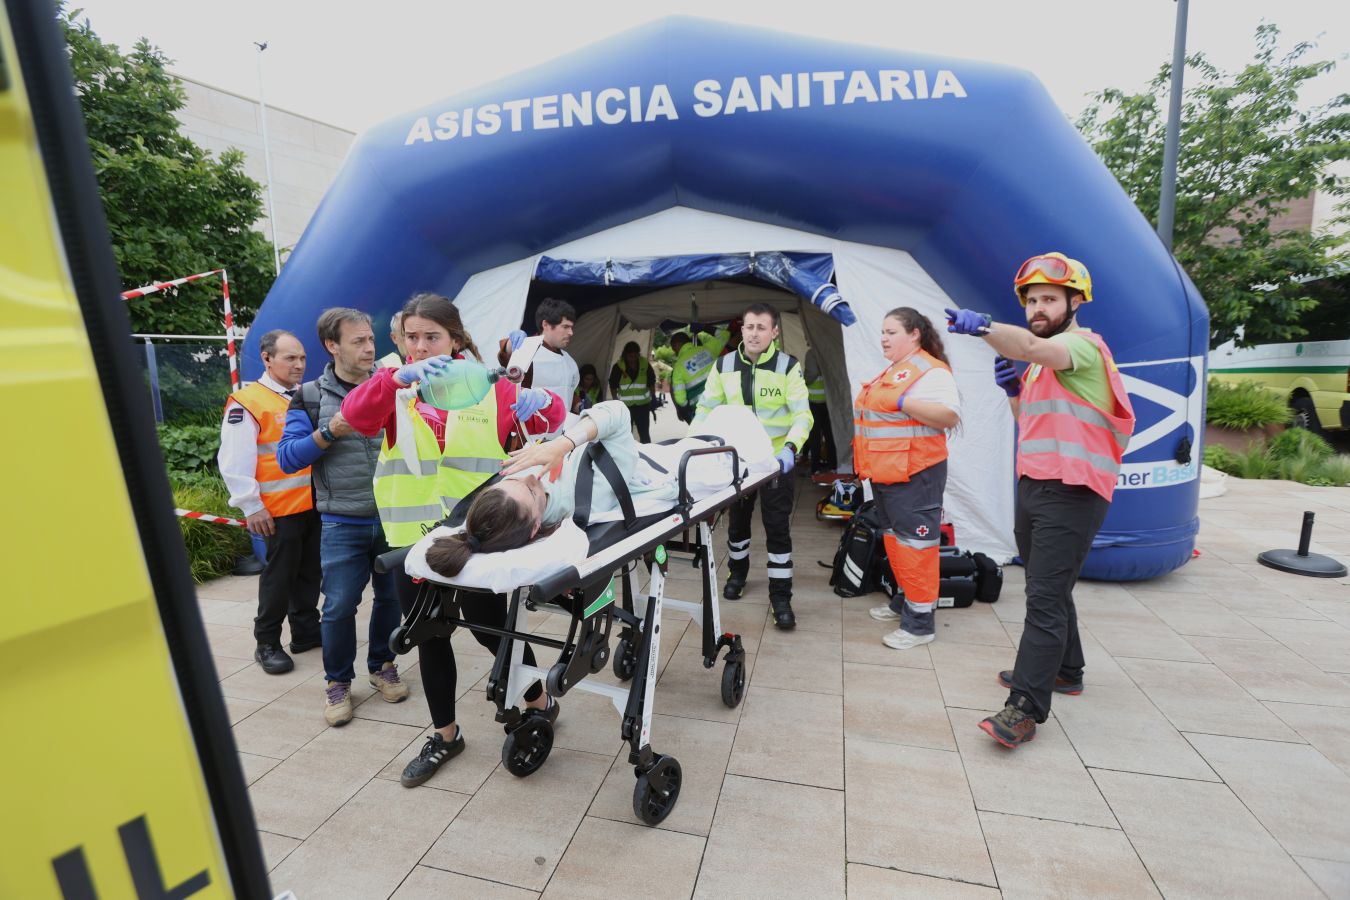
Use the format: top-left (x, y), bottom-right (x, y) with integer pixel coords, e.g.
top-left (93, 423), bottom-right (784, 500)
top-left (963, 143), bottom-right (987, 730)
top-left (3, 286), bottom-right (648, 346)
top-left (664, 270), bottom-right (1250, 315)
top-left (403, 519), bottom-right (590, 592)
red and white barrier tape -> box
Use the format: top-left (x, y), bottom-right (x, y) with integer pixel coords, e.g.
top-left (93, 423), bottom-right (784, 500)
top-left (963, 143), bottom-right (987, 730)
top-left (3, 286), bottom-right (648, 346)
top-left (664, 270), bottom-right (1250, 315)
top-left (122, 267), bottom-right (240, 393)
top-left (175, 508), bottom-right (246, 528)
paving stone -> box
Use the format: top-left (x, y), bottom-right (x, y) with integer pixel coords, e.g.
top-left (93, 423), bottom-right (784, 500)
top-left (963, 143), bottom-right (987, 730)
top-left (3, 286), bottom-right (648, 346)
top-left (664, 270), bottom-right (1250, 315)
top-left (845, 864), bottom-right (1000, 899)
top-left (1130, 593), bottom-right (1270, 640)
top-left (843, 662), bottom-right (955, 751)
top-left (391, 867), bottom-right (539, 899)
top-left (929, 640), bottom-right (1016, 711)
top-left (1118, 657), bottom-right (1303, 742)
top-left (840, 603), bottom-right (935, 670)
top-left (1264, 701), bottom-right (1350, 776)
top-left (728, 685), bottom-right (843, 790)
top-left (653, 637), bottom-right (755, 725)
top-left (375, 692), bottom-right (509, 796)
top-left (1189, 636), bottom-right (1350, 707)
top-left (271, 777), bottom-right (465, 898)
top-left (1294, 856), bottom-right (1350, 899)
top-left (845, 738), bottom-right (994, 886)
top-left (694, 774), bottom-right (846, 899)
top-left (223, 695), bottom-right (263, 725)
top-left (979, 811), bottom-right (1158, 899)
top-left (753, 625), bottom-right (842, 695)
top-left (256, 830), bottom-right (300, 873)
top-left (1083, 617), bottom-right (1208, 663)
top-left (1092, 768), bottom-right (1321, 899)
top-left (213, 654), bottom-right (253, 680)
top-left (935, 602), bottom-right (1014, 648)
top-left (543, 816), bottom-right (704, 900)
top-left (1186, 733), bottom-right (1350, 862)
top-left (1245, 616), bottom-right (1350, 673)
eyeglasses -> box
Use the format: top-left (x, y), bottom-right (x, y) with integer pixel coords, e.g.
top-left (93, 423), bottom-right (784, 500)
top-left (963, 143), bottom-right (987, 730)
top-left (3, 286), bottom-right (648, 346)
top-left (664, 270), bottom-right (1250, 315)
top-left (1014, 255), bottom-right (1073, 285)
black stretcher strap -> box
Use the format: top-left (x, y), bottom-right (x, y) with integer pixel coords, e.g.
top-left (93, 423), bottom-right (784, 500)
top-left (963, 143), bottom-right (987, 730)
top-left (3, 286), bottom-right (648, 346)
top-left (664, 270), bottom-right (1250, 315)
top-left (573, 441), bottom-right (636, 529)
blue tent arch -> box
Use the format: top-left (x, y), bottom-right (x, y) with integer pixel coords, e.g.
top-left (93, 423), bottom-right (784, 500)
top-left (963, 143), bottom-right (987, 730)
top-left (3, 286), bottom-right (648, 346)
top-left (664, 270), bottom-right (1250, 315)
top-left (246, 17), bottom-right (1209, 581)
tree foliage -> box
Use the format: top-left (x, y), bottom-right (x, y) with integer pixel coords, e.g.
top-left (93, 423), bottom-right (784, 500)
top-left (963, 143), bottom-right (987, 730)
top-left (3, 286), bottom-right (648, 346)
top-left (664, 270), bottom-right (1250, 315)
top-left (1077, 25), bottom-right (1349, 347)
top-left (60, 8), bottom-right (274, 336)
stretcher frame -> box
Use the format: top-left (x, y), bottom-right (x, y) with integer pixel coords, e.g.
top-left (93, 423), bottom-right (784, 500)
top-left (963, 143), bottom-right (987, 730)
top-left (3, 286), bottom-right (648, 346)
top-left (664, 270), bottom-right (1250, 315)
top-left (384, 444), bottom-right (773, 824)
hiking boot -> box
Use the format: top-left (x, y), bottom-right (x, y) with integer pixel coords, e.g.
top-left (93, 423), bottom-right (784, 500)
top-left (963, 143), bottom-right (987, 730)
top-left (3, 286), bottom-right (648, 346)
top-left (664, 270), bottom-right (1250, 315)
top-left (369, 661), bottom-right (410, 703)
top-left (254, 643), bottom-right (294, 675)
top-left (771, 599), bottom-right (796, 630)
top-left (979, 703), bottom-right (1037, 749)
top-left (289, 635), bottom-right (321, 654)
top-left (401, 729), bottom-right (464, 787)
top-left (723, 575), bottom-right (747, 600)
top-left (882, 629), bottom-right (934, 650)
top-left (869, 605), bottom-right (901, 622)
top-left (324, 681), bottom-right (354, 726)
top-left (997, 670), bottom-right (1083, 696)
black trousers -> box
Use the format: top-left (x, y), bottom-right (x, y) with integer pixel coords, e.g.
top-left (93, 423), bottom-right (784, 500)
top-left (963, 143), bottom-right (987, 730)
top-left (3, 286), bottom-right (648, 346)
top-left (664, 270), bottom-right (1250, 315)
top-left (1008, 477), bottom-right (1110, 722)
top-left (806, 402), bottom-right (836, 471)
top-left (629, 403), bottom-right (652, 442)
top-left (726, 473), bottom-right (796, 602)
top-left (395, 567), bottom-right (540, 729)
top-left (254, 509), bottom-right (321, 645)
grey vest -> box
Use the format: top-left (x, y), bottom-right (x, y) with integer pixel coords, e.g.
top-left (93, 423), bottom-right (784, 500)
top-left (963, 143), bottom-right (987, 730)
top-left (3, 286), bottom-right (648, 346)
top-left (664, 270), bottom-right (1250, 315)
top-left (300, 363), bottom-right (383, 517)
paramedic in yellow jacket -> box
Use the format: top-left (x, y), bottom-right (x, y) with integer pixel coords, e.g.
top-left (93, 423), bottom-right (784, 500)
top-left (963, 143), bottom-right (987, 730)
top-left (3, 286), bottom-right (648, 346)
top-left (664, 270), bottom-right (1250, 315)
top-left (670, 324), bottom-right (730, 423)
top-left (853, 308), bottom-right (960, 651)
top-left (693, 303), bottom-right (812, 629)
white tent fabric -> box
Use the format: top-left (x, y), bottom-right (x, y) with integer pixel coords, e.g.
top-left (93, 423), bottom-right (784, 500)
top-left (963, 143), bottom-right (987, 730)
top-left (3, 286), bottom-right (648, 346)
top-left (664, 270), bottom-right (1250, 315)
top-left (451, 207), bottom-right (1017, 561)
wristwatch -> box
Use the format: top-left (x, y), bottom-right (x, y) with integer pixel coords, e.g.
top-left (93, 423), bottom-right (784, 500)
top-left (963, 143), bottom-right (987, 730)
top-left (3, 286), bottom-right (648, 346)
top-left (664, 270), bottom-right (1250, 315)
top-left (319, 423), bottom-right (337, 443)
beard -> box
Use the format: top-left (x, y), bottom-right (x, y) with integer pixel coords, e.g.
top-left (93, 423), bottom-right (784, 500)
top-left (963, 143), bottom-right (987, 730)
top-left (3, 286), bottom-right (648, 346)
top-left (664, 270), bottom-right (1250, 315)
top-left (1028, 310), bottom-right (1072, 338)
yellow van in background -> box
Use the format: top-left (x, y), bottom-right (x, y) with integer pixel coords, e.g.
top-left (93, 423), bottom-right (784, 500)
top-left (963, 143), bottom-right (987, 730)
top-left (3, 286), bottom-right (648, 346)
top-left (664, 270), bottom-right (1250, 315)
top-left (1209, 338), bottom-right (1350, 435)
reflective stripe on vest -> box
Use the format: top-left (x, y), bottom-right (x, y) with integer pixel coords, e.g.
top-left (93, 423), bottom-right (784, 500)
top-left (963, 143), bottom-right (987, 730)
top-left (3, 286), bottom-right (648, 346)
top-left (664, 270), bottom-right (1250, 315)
top-left (703, 343), bottom-right (804, 452)
top-left (851, 351), bottom-right (949, 484)
top-left (617, 358), bottom-right (652, 405)
top-left (807, 377), bottom-right (825, 404)
top-left (228, 383), bottom-right (312, 517)
top-left (1016, 330), bottom-right (1136, 501)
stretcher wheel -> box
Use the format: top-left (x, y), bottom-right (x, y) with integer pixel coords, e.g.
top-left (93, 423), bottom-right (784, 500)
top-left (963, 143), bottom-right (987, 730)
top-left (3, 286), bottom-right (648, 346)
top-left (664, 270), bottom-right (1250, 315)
top-left (720, 659), bottom-right (746, 708)
top-left (502, 716), bottom-right (553, 777)
top-left (613, 637), bottom-right (637, 681)
top-left (389, 625), bottom-right (414, 655)
top-left (633, 755), bottom-right (682, 825)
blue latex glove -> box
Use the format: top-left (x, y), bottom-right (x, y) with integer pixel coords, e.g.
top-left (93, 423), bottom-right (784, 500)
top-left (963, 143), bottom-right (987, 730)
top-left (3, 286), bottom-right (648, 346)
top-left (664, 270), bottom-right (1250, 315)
top-left (776, 447), bottom-right (796, 475)
top-left (944, 307), bottom-right (993, 336)
top-left (511, 387), bottom-right (552, 420)
top-left (395, 355), bottom-right (452, 386)
top-left (506, 329), bottom-right (527, 351)
top-left (993, 355), bottom-right (1021, 398)
top-left (896, 393), bottom-right (906, 412)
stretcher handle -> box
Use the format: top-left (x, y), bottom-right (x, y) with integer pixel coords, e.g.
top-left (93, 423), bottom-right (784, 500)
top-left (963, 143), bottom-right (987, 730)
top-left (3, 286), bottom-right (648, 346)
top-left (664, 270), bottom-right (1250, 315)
top-left (375, 544), bottom-right (413, 575)
top-left (677, 445), bottom-right (741, 509)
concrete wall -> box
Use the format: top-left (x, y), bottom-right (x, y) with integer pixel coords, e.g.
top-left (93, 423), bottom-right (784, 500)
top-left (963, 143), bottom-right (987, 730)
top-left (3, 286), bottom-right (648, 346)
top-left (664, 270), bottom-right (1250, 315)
top-left (171, 73), bottom-right (355, 258)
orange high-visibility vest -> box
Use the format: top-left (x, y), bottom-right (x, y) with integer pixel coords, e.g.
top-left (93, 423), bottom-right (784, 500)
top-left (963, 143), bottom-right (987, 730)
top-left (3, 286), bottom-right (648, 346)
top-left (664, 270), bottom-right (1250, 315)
top-left (852, 350), bottom-right (950, 484)
top-left (228, 383), bottom-right (313, 517)
top-left (1017, 330), bottom-right (1135, 501)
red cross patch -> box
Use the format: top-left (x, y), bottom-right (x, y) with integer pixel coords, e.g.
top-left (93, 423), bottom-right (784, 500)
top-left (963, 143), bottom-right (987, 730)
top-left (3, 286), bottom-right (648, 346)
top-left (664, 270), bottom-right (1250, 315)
top-left (915, 525), bottom-right (929, 537)
top-left (893, 370), bottom-right (911, 383)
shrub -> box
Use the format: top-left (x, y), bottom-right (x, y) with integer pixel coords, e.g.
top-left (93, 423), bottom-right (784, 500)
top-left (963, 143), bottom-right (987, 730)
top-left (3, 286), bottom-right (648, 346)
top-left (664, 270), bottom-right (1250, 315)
top-left (157, 422), bottom-right (220, 475)
top-left (1266, 427), bottom-right (1333, 463)
top-left (1205, 379), bottom-right (1290, 429)
top-left (1206, 426), bottom-right (1350, 487)
top-left (1230, 444), bottom-right (1278, 480)
top-left (172, 472), bottom-right (251, 583)
top-left (1202, 444), bottom-right (1240, 474)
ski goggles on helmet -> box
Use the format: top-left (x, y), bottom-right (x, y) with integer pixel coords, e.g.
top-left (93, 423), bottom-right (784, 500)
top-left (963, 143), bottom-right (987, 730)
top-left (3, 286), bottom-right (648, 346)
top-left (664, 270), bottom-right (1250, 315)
top-left (1014, 254), bottom-right (1074, 286)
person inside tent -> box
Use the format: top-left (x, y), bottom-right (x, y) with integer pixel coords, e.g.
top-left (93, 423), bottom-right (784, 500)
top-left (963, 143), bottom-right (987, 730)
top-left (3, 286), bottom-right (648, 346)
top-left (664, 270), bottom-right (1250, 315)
top-left (609, 341), bottom-right (655, 442)
top-left (504, 297), bottom-right (581, 407)
top-left (670, 324), bottom-right (731, 424)
top-left (341, 292), bottom-right (567, 787)
top-left (422, 399), bottom-right (786, 578)
top-left (572, 363), bottom-right (602, 413)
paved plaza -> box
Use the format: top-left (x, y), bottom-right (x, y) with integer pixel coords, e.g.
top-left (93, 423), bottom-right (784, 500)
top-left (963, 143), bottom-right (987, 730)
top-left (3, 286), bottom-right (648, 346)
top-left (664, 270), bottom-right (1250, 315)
top-left (199, 475), bottom-right (1350, 899)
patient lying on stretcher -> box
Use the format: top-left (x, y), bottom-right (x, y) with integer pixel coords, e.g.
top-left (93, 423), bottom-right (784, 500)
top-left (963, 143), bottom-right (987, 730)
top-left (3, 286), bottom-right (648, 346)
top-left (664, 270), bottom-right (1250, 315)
top-left (424, 401), bottom-right (777, 578)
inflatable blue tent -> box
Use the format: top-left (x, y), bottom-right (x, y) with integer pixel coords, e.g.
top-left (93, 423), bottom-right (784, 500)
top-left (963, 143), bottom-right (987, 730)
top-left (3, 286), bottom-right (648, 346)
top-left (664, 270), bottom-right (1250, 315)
top-left (245, 17), bottom-right (1208, 580)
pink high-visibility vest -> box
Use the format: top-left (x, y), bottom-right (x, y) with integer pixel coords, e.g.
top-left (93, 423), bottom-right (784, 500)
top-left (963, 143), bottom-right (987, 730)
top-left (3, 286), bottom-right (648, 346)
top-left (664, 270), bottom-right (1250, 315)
top-left (1017, 330), bottom-right (1135, 501)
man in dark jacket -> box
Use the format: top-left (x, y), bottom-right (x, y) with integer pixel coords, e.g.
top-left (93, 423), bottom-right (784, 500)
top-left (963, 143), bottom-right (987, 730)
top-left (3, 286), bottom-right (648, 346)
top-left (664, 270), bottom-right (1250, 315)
top-left (278, 308), bottom-right (409, 726)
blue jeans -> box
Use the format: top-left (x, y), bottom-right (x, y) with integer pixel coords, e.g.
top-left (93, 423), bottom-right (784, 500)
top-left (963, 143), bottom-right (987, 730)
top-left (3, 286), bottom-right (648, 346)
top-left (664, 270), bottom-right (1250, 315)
top-left (319, 522), bottom-right (399, 684)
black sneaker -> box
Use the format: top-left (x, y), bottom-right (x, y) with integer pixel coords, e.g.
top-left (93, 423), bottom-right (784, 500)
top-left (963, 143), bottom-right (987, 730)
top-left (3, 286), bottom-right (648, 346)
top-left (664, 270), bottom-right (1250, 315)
top-left (979, 703), bottom-right (1037, 749)
top-left (401, 729), bottom-right (464, 787)
top-left (529, 695), bottom-right (560, 724)
top-left (254, 643), bottom-right (294, 675)
top-left (289, 636), bottom-right (322, 654)
top-left (723, 575), bottom-right (746, 600)
top-left (771, 599), bottom-right (796, 630)
top-left (997, 670), bottom-right (1082, 696)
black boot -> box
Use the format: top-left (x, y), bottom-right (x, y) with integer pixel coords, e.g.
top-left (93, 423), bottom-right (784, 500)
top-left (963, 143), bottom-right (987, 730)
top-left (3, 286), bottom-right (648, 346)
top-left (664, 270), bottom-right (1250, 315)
top-left (770, 598), bottom-right (796, 630)
top-left (724, 573), bottom-right (747, 600)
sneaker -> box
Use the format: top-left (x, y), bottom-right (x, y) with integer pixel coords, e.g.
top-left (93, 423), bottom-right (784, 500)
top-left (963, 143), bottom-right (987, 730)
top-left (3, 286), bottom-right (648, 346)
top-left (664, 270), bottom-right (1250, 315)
top-left (997, 670), bottom-right (1083, 696)
top-left (869, 605), bottom-right (901, 621)
top-left (369, 661), bottom-right (410, 703)
top-left (882, 629), bottom-right (934, 650)
top-left (289, 636), bottom-right (321, 654)
top-left (527, 694), bottom-right (560, 724)
top-left (723, 575), bottom-right (746, 600)
top-left (324, 681), bottom-right (353, 726)
top-left (979, 704), bottom-right (1037, 749)
top-left (401, 729), bottom-right (464, 787)
top-left (254, 643), bottom-right (294, 675)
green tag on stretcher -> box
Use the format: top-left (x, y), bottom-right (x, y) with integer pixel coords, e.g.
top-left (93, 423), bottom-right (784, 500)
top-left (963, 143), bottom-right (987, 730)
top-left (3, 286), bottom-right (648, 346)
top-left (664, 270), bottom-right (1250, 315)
top-left (584, 578), bottom-right (617, 619)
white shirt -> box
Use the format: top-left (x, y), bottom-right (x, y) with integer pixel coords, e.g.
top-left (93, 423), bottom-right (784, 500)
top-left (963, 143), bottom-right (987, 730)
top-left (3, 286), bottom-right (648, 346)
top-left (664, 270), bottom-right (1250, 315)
top-left (527, 341), bottom-right (580, 407)
top-left (906, 365), bottom-right (961, 417)
top-left (217, 372), bottom-right (296, 517)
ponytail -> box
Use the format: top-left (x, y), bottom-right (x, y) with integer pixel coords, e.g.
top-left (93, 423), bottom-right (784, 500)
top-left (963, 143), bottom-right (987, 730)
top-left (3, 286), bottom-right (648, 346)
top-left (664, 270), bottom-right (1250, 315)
top-left (884, 307), bottom-right (949, 366)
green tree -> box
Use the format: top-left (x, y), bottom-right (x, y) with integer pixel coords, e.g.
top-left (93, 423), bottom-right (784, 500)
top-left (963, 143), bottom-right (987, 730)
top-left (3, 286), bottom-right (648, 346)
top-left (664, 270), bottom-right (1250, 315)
top-left (60, 8), bottom-right (274, 336)
top-left (1076, 25), bottom-right (1349, 347)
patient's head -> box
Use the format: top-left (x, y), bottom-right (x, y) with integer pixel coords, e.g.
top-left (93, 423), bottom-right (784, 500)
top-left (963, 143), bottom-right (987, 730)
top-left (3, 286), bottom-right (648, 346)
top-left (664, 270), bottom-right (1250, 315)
top-left (424, 475), bottom-right (551, 577)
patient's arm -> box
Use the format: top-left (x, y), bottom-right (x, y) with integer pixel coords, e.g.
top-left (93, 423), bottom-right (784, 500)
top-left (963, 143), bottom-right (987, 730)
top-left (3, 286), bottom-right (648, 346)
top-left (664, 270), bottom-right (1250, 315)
top-left (500, 415), bottom-right (600, 476)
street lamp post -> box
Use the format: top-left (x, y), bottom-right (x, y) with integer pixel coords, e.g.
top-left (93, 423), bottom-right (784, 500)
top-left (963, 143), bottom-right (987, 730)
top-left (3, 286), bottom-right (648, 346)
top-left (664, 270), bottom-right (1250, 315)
top-left (254, 41), bottom-right (282, 275)
top-left (1157, 0), bottom-right (1190, 253)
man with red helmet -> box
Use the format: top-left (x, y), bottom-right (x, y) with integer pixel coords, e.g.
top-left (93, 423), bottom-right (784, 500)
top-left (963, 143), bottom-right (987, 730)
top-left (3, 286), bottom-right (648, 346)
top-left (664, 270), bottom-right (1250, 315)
top-left (945, 252), bottom-right (1135, 749)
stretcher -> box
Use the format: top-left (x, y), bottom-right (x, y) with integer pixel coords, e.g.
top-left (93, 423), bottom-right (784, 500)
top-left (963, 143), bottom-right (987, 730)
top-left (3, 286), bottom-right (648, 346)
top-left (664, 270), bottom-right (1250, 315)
top-left (376, 437), bottom-right (776, 825)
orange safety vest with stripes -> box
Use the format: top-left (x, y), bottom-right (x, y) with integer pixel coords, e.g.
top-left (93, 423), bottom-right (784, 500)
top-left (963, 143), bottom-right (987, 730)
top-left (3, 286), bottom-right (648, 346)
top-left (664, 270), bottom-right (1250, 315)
top-left (228, 383), bottom-right (313, 517)
top-left (1017, 330), bottom-right (1135, 502)
top-left (852, 350), bottom-right (950, 484)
